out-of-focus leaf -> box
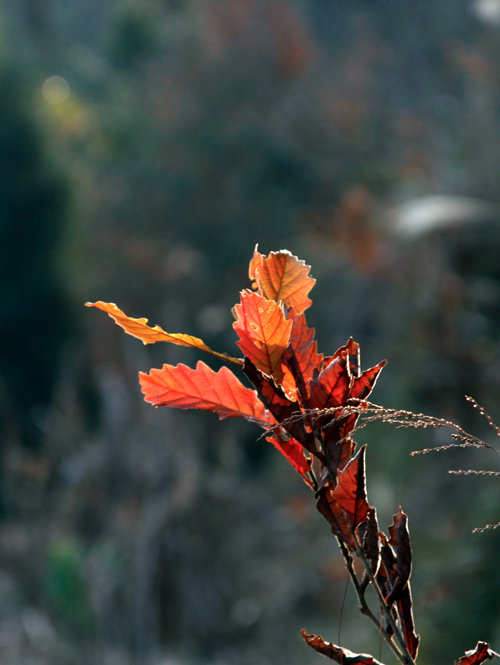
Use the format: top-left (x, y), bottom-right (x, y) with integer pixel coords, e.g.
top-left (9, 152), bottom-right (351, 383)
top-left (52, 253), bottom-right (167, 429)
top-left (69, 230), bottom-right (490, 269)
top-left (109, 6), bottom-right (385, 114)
top-left (250, 249), bottom-right (316, 314)
top-left (233, 290), bottom-right (292, 380)
top-left (301, 629), bottom-right (385, 664)
top-left (86, 301), bottom-right (243, 365)
top-left (139, 360), bottom-right (272, 425)
top-left (455, 642), bottom-right (500, 665)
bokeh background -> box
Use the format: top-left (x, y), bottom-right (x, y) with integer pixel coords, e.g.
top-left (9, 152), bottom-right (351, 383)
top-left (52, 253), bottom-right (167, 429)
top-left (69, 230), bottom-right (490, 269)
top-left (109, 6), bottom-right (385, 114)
top-left (1, 1), bottom-right (500, 664)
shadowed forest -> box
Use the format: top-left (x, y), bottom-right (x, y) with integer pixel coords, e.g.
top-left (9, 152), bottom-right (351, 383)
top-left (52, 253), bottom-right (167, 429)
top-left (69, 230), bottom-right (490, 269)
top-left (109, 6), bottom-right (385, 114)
top-left (0, 1), bottom-right (499, 664)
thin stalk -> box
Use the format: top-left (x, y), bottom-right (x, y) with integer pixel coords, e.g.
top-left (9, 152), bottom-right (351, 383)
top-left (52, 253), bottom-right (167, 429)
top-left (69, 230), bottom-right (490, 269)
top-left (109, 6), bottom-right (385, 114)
top-left (318, 436), bottom-right (416, 665)
top-left (338, 540), bottom-right (406, 665)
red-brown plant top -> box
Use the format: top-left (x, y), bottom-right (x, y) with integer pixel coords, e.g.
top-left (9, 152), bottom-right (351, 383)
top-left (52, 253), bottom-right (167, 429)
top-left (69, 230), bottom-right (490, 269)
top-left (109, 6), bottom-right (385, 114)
top-left (87, 246), bottom-right (499, 665)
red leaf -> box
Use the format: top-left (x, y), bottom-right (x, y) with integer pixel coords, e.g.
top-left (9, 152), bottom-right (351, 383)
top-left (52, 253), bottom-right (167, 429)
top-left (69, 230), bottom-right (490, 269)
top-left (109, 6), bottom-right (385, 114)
top-left (139, 360), bottom-right (272, 426)
top-left (397, 585), bottom-right (420, 660)
top-left (233, 290), bottom-right (292, 381)
top-left (455, 642), bottom-right (500, 665)
top-left (387, 508), bottom-right (412, 602)
top-left (250, 249), bottom-right (316, 314)
top-left (243, 359), bottom-right (319, 458)
top-left (324, 338), bottom-right (360, 378)
top-left (266, 430), bottom-right (313, 486)
top-left (378, 518), bottom-right (420, 660)
top-left (301, 629), bottom-right (385, 665)
top-left (86, 301), bottom-right (243, 366)
top-left (281, 310), bottom-right (324, 402)
top-left (309, 357), bottom-right (350, 409)
top-left (359, 508), bottom-right (381, 581)
top-left (351, 360), bottom-right (386, 400)
top-left (332, 445), bottom-right (371, 527)
top-left (316, 447), bottom-right (371, 548)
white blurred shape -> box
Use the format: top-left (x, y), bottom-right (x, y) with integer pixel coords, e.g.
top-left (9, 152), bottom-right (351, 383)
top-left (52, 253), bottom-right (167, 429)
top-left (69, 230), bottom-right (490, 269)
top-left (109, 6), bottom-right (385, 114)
top-left (472, 0), bottom-right (500, 25)
top-left (391, 195), bottom-right (496, 237)
top-left (42, 76), bottom-right (70, 104)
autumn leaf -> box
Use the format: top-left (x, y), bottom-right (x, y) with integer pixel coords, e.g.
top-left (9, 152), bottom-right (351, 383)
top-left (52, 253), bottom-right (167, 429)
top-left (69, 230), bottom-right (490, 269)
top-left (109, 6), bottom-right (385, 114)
top-left (455, 642), bottom-right (500, 665)
top-left (243, 359), bottom-right (319, 458)
top-left (378, 525), bottom-right (420, 659)
top-left (250, 249), bottom-right (316, 314)
top-left (309, 357), bottom-right (351, 409)
top-left (360, 507), bottom-right (380, 580)
top-left (396, 586), bottom-right (420, 660)
top-left (248, 244), bottom-right (263, 283)
top-left (323, 338), bottom-right (360, 377)
top-left (233, 290), bottom-right (292, 381)
top-left (317, 447), bottom-right (371, 548)
top-left (332, 446), bottom-right (371, 528)
top-left (301, 630), bottom-right (385, 665)
top-left (86, 301), bottom-right (243, 366)
top-left (139, 360), bottom-right (273, 426)
top-left (282, 310), bottom-right (324, 401)
top-left (351, 360), bottom-right (387, 400)
top-left (387, 508), bottom-right (412, 601)
top-left (266, 430), bottom-right (313, 486)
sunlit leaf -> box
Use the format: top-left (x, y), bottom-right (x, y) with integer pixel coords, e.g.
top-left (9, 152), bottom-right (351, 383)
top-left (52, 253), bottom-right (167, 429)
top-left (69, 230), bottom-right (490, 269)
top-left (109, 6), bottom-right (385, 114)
top-left (351, 360), bottom-right (386, 400)
top-left (233, 290), bottom-right (292, 380)
top-left (86, 301), bottom-right (243, 365)
top-left (282, 310), bottom-right (323, 402)
top-left (250, 249), bottom-right (316, 314)
top-left (248, 243), bottom-right (263, 283)
top-left (309, 357), bottom-right (350, 409)
top-left (266, 430), bottom-right (313, 486)
top-left (243, 359), bottom-right (319, 458)
top-left (139, 360), bottom-right (272, 426)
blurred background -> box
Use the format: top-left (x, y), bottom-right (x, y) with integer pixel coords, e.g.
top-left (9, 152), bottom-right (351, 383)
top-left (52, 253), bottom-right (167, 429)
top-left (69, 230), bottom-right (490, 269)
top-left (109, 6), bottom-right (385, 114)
top-left (1, 1), bottom-right (499, 663)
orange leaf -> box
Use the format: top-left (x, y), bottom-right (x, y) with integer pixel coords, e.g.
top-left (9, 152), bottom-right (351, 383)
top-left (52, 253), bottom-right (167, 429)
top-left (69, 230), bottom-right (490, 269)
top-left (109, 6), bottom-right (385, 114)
top-left (248, 244), bottom-right (263, 283)
top-left (139, 360), bottom-right (272, 426)
top-left (233, 290), bottom-right (292, 380)
top-left (250, 249), bottom-right (316, 314)
top-left (86, 301), bottom-right (243, 366)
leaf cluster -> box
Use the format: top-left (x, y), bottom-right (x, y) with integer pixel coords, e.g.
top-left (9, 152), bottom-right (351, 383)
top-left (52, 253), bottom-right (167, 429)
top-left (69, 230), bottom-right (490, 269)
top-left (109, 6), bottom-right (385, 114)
top-left (87, 247), bottom-right (499, 665)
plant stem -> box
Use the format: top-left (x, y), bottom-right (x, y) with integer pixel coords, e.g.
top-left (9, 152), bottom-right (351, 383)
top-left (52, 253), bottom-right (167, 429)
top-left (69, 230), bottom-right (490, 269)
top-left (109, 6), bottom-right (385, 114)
top-left (338, 540), bottom-right (407, 665)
